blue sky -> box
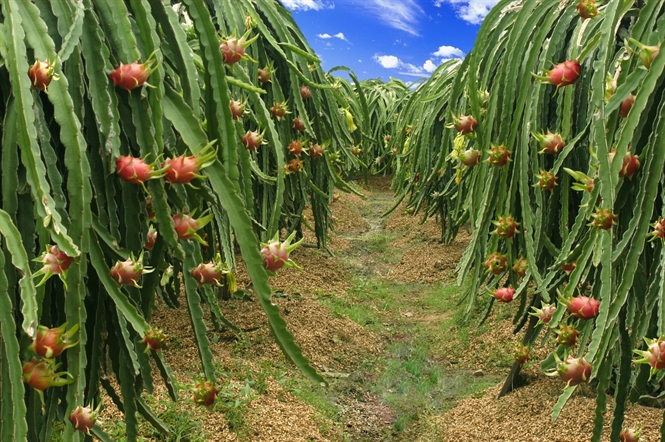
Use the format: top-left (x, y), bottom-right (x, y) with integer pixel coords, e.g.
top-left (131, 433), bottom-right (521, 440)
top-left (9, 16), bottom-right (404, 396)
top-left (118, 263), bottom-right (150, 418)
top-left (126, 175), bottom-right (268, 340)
top-left (281, 0), bottom-right (500, 82)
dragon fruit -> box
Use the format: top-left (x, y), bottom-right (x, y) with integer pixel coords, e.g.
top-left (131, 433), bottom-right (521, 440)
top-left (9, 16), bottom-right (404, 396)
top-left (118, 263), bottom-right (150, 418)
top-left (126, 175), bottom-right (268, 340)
top-left (146, 198), bottom-right (156, 221)
top-left (487, 144), bottom-right (511, 167)
top-left (163, 142), bottom-right (217, 184)
top-left (241, 130), bottom-right (265, 152)
top-left (351, 145), bottom-right (362, 157)
top-left (293, 116), bottom-right (307, 132)
top-left (556, 324), bottom-right (579, 347)
top-left (649, 217), bottom-right (665, 242)
top-left (229, 99), bottom-right (246, 120)
top-left (493, 286), bottom-right (515, 303)
top-left (546, 355), bottom-right (592, 387)
top-left (144, 225), bottom-right (158, 251)
top-left (285, 158), bottom-right (304, 174)
top-left (532, 60), bottom-right (581, 88)
top-left (535, 170), bottom-right (557, 191)
top-left (220, 36), bottom-right (246, 66)
top-left (458, 148), bottom-right (480, 167)
top-left (620, 94), bottom-right (635, 118)
top-left (172, 210), bottom-right (214, 245)
top-left (514, 343), bottom-right (530, 364)
top-left (591, 208), bottom-right (616, 230)
top-left (300, 85), bottom-right (311, 99)
top-left (484, 252), bottom-right (508, 276)
top-left (22, 358), bottom-right (73, 402)
top-left (260, 231), bottom-right (304, 273)
top-left (309, 143), bottom-right (324, 159)
top-left (190, 253), bottom-right (237, 292)
top-left (492, 215), bottom-right (519, 239)
top-left (558, 292), bottom-right (600, 320)
top-left (258, 62), bottom-right (275, 84)
top-left (576, 0), bottom-right (599, 20)
top-left (619, 152), bottom-right (640, 179)
top-left (288, 140), bottom-right (306, 156)
top-left (619, 428), bottom-right (641, 442)
top-left (448, 114), bottom-right (478, 135)
top-left (193, 378), bottom-right (218, 409)
top-left (271, 101), bottom-right (289, 120)
top-left (28, 59), bottom-right (57, 92)
top-left (561, 260), bottom-right (577, 274)
top-left (512, 257), bottom-right (528, 277)
top-left (116, 155), bottom-right (168, 185)
top-left (533, 131), bottom-right (566, 155)
top-left (634, 337), bottom-right (665, 380)
top-left (530, 304), bottom-right (556, 324)
top-left (69, 404), bottom-right (100, 434)
top-left (28, 323), bottom-right (79, 359)
top-left (109, 52), bottom-right (158, 91)
top-left (110, 252), bottom-right (153, 288)
top-left (142, 327), bottom-right (167, 352)
top-left (33, 245), bottom-right (75, 288)
top-left (629, 39), bottom-right (660, 69)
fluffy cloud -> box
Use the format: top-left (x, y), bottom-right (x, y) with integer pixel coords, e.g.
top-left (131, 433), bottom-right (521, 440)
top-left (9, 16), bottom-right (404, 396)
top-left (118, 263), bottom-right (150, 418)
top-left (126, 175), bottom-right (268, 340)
top-left (434, 0), bottom-right (500, 24)
top-left (374, 55), bottom-right (401, 69)
top-left (423, 60), bottom-right (437, 73)
top-left (361, 0), bottom-right (424, 36)
top-left (374, 55), bottom-right (429, 77)
top-left (282, 0), bottom-right (332, 11)
top-left (318, 32), bottom-right (349, 42)
top-left (432, 45), bottom-right (464, 58)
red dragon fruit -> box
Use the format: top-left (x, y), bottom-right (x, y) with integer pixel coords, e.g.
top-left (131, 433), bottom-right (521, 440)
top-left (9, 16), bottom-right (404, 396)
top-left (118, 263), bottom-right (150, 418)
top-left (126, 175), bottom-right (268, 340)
top-left (110, 252), bottom-right (153, 288)
top-left (634, 337), bottom-right (665, 380)
top-left (649, 217), bottom-right (665, 242)
top-left (629, 39), bottom-right (660, 69)
top-left (533, 131), bottom-right (566, 155)
top-left (22, 358), bottom-right (73, 402)
top-left (241, 130), bottom-right (265, 152)
top-left (546, 354), bottom-right (592, 387)
top-left (288, 140), bottom-right (306, 156)
top-left (558, 292), bottom-right (600, 320)
top-left (533, 60), bottom-right (581, 88)
top-left (163, 142), bottom-right (217, 185)
top-left (220, 36), bottom-right (246, 66)
top-left (33, 245), bottom-right (75, 288)
top-left (591, 208), bottom-right (616, 230)
top-left (492, 215), bottom-right (519, 239)
top-left (28, 59), bottom-right (58, 92)
top-left (619, 94), bottom-right (635, 118)
top-left (285, 158), bottom-right (304, 174)
top-left (514, 343), bottom-right (530, 364)
top-left (448, 114), bottom-right (478, 135)
top-left (28, 323), bottom-right (79, 359)
top-left (300, 85), bottom-right (311, 99)
top-left (309, 143), bottom-right (324, 159)
top-left (293, 116), bottom-right (307, 132)
top-left (530, 303), bottom-right (556, 324)
top-left (458, 148), bottom-right (480, 167)
top-left (116, 155), bottom-right (168, 185)
top-left (512, 257), bottom-right (528, 277)
top-left (619, 152), bottom-right (640, 179)
top-left (576, 0), bottom-right (599, 20)
top-left (493, 286), bottom-right (515, 303)
top-left (487, 144), bottom-right (511, 167)
top-left (258, 62), bottom-right (275, 84)
top-left (172, 210), bottom-right (214, 245)
top-left (271, 101), bottom-right (289, 120)
top-left (69, 404), bottom-right (100, 434)
top-left (484, 252), bottom-right (508, 276)
top-left (535, 170), bottom-right (557, 191)
top-left (260, 231), bottom-right (304, 273)
top-left (144, 225), bottom-right (158, 251)
top-left (229, 99), bottom-right (246, 120)
top-left (190, 253), bottom-right (237, 292)
top-left (561, 260), bottom-right (577, 274)
top-left (193, 378), bottom-right (218, 409)
top-left (619, 428), bottom-right (641, 442)
top-left (109, 52), bottom-right (159, 91)
top-left (556, 324), bottom-right (579, 347)
top-left (142, 327), bottom-right (167, 352)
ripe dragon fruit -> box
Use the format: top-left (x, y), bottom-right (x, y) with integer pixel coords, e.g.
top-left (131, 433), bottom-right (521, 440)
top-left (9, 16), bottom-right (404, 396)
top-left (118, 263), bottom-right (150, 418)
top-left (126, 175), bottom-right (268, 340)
top-left (649, 217), bottom-right (665, 242)
top-left (28, 59), bottom-right (58, 92)
top-left (260, 231), bottom-right (304, 273)
top-left (448, 114), bottom-right (478, 135)
top-left (220, 36), bottom-right (246, 66)
top-left (558, 292), bottom-right (600, 320)
top-left (546, 354), bottom-right (592, 387)
top-left (144, 225), bottom-right (158, 251)
top-left (229, 99), bottom-right (246, 120)
top-left (535, 170), bottom-right (557, 191)
top-left (258, 62), bottom-right (276, 84)
top-left (142, 327), bottom-right (167, 352)
top-left (492, 286), bottom-right (515, 303)
top-left (22, 358), bottom-right (73, 402)
top-left (634, 336), bottom-right (665, 380)
top-left (193, 378), bottom-right (219, 409)
top-left (458, 148), bottom-right (480, 167)
top-left (33, 245), bottom-right (75, 288)
top-left (309, 143), bottom-right (324, 159)
top-left (110, 252), bottom-right (153, 288)
top-left (241, 130), bottom-right (265, 152)
top-left (190, 253), bottom-right (237, 292)
top-left (530, 304), bottom-right (556, 324)
top-left (532, 60), bottom-right (581, 88)
top-left (533, 131), bottom-right (566, 155)
top-left (484, 252), bottom-right (508, 276)
top-left (512, 257), bottom-right (528, 277)
top-left (69, 404), bottom-right (100, 434)
top-left (492, 215), bottom-right (519, 239)
top-left (271, 101), bottom-right (289, 120)
top-left (293, 116), bottom-right (307, 132)
top-left (628, 38), bottom-right (660, 69)
top-left (619, 152), bottom-right (640, 179)
top-left (116, 155), bottom-right (168, 185)
top-left (300, 85), bottom-right (311, 99)
top-left (576, 0), bottom-right (599, 20)
top-left (514, 343), bottom-right (530, 364)
top-left (619, 428), bottom-right (641, 442)
top-left (591, 208), bottom-right (616, 230)
top-left (172, 210), bottom-right (214, 245)
top-left (28, 323), bottom-right (80, 359)
top-left (163, 142), bottom-right (217, 185)
top-left (620, 94), bottom-right (635, 118)
top-left (288, 140), bottom-right (306, 156)
top-left (109, 52), bottom-right (159, 91)
top-left (556, 324), bottom-right (579, 347)
top-left (487, 144), bottom-right (511, 167)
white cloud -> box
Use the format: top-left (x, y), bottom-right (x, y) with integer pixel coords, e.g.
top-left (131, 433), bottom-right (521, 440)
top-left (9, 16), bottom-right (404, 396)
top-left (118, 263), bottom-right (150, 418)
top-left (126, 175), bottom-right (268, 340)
top-left (432, 45), bottom-right (464, 58)
top-left (282, 0), bottom-right (333, 11)
top-left (317, 33), bottom-right (332, 39)
top-left (375, 55), bottom-right (401, 69)
top-left (358, 59), bottom-right (363, 63)
top-left (374, 54), bottom-right (429, 77)
top-left (361, 0), bottom-right (424, 36)
top-left (318, 32), bottom-right (349, 43)
top-left (434, 0), bottom-right (500, 24)
top-left (423, 60), bottom-right (437, 73)
top-left (333, 32), bottom-right (349, 42)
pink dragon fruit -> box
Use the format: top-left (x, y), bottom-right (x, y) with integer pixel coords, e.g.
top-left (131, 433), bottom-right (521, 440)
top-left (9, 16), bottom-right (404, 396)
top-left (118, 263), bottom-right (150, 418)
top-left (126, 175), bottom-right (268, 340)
top-left (110, 252), bottom-right (153, 288)
top-left (260, 231), bottom-right (304, 273)
top-left (109, 52), bottom-right (158, 91)
top-left (448, 114), bottom-right (478, 135)
top-left (300, 85), bottom-right (311, 99)
top-left (271, 101), bottom-right (289, 120)
top-left (258, 62), bottom-right (275, 84)
top-left (530, 304), bottom-right (556, 324)
top-left (220, 36), bottom-right (246, 66)
top-left (69, 404), bottom-right (100, 434)
top-left (142, 327), bottom-right (167, 352)
top-left (650, 217), bottom-right (665, 242)
top-left (547, 355), bottom-right (592, 387)
top-left (144, 225), bottom-right (158, 251)
top-left (293, 116), bottom-right (307, 132)
top-left (193, 378), bottom-right (218, 409)
top-left (619, 152), bottom-right (640, 179)
top-left (535, 170), bottom-right (557, 191)
top-left (558, 292), bottom-right (600, 320)
top-left (561, 260), bottom-right (577, 274)
top-left (28, 323), bottom-right (79, 359)
top-left (229, 99), bottom-right (246, 120)
top-left (619, 428), bottom-right (641, 442)
top-left (288, 140), bottom-right (306, 156)
top-left (620, 94), bottom-right (635, 118)
top-left (533, 60), bottom-right (581, 88)
top-left (163, 142), bottom-right (217, 184)
top-left (458, 148), bottom-right (480, 167)
top-left (634, 337), bottom-right (665, 380)
top-left (22, 358), bottom-right (73, 402)
top-left (241, 130), bottom-right (265, 152)
top-left (492, 287), bottom-right (515, 303)
top-left (484, 252), bottom-right (508, 276)
top-left (190, 253), bottom-right (237, 292)
top-left (116, 155), bottom-right (168, 185)
top-left (33, 245), bottom-right (75, 288)
top-left (487, 144), bottom-right (511, 167)
top-left (28, 59), bottom-right (57, 92)
top-left (533, 131), bottom-right (566, 155)
top-left (172, 210), bottom-right (214, 245)
top-left (556, 324), bottom-right (579, 347)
